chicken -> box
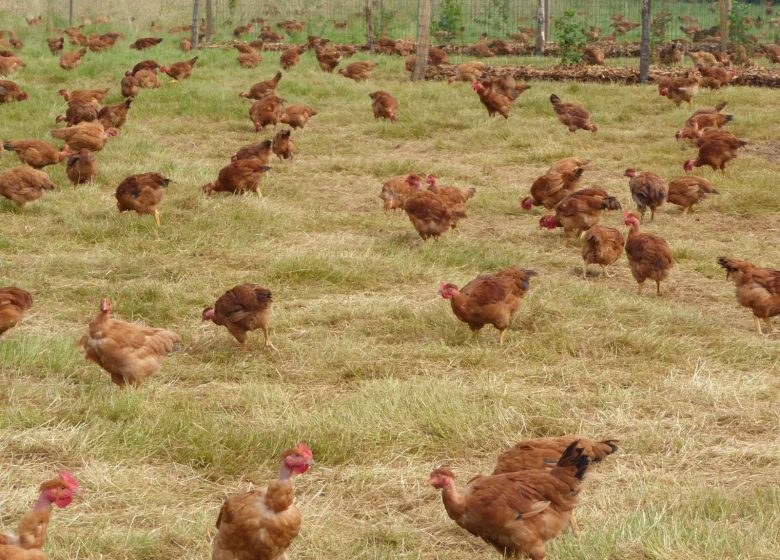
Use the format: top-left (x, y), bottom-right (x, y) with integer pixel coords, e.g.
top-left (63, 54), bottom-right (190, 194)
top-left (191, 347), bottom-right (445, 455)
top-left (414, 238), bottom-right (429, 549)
top-left (280, 104), bottom-right (316, 130)
top-left (96, 99), bottom-right (131, 129)
top-left (426, 175), bottom-right (476, 231)
top-left (2, 141), bottom-right (68, 169)
top-left (0, 471), bottom-right (79, 559)
top-left (178, 37), bottom-right (191, 52)
top-left (471, 80), bottom-right (512, 119)
top-left (130, 37), bottom-right (163, 50)
top-left (369, 90), bottom-right (399, 123)
top-left (581, 225), bottom-right (625, 278)
top-left (280, 46), bottom-right (303, 71)
top-left (315, 45), bottom-right (341, 72)
top-left (239, 71), bottom-right (282, 100)
top-left (428, 46), bottom-right (449, 65)
top-left (403, 189), bottom-right (456, 241)
top-left (675, 101), bottom-right (731, 140)
top-left (131, 59), bottom-right (160, 74)
top-left (718, 257), bottom-right (780, 335)
top-left (231, 140), bottom-right (272, 164)
top-left (58, 87), bottom-right (109, 104)
top-left (0, 79), bottom-right (28, 102)
top-left (666, 176), bottom-right (718, 213)
top-left (624, 212), bottom-right (675, 296)
top-left (59, 48), bottom-right (87, 70)
top-left (699, 66), bottom-right (735, 90)
top-left (66, 149), bottom-right (98, 184)
top-left (688, 50), bottom-right (718, 67)
top-left (338, 60), bottom-right (378, 81)
top-left (0, 167), bottom-right (56, 207)
top-left (233, 24), bottom-right (253, 37)
top-left (56, 100), bottom-right (99, 126)
top-left (160, 56), bottom-right (198, 81)
top-left (0, 286), bottom-right (33, 336)
top-left (494, 436), bottom-right (619, 474)
top-left (249, 94), bottom-right (283, 132)
top-left (683, 130), bottom-right (746, 174)
top-left (657, 70), bottom-right (700, 107)
top-left (439, 266), bottom-right (536, 344)
top-left (134, 68), bottom-right (160, 89)
top-left (447, 61), bottom-right (487, 84)
top-left (203, 159), bottom-right (272, 196)
top-left (521, 157), bottom-right (589, 211)
top-left (272, 129), bottom-right (295, 161)
top-left (624, 168), bottom-right (668, 221)
top-left (115, 172), bottom-right (172, 225)
top-left (379, 174), bottom-right (423, 210)
top-left (582, 46), bottom-right (605, 65)
top-left (121, 71), bottom-right (140, 97)
top-left (549, 94), bottom-right (598, 133)
top-left (202, 284), bottom-right (275, 349)
top-left (539, 189), bottom-right (622, 239)
top-left (212, 444), bottom-right (314, 560)
top-left (51, 122), bottom-right (117, 152)
top-left (237, 51), bottom-right (261, 68)
top-left (656, 41), bottom-right (684, 65)
top-left (0, 54), bottom-right (23, 76)
top-left (78, 298), bottom-right (180, 387)
top-left (439, 266), bottom-right (537, 344)
top-left (429, 440), bottom-right (591, 559)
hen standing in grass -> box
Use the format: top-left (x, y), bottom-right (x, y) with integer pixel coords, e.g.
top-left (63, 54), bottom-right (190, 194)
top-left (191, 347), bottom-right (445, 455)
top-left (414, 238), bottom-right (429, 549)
top-left (624, 168), bottom-right (668, 221)
top-left (581, 225), bottom-right (625, 278)
top-left (624, 212), bottom-right (675, 296)
top-left (369, 90), bottom-right (399, 123)
top-left (0, 167), bottom-right (56, 207)
top-left (78, 298), bottom-right (180, 388)
top-left (212, 444), bottom-right (314, 560)
top-left (0, 286), bottom-right (33, 336)
top-left (202, 284), bottom-right (276, 350)
top-left (521, 157), bottom-right (590, 211)
top-left (2, 141), bottom-right (69, 170)
top-left (160, 56), bottom-right (198, 81)
top-left (430, 441), bottom-right (591, 559)
top-left (718, 257), bottom-right (780, 335)
top-left (549, 94), bottom-right (597, 133)
top-left (0, 471), bottom-right (79, 560)
top-left (667, 176), bottom-right (719, 213)
top-left (439, 266), bottom-right (537, 344)
top-left (115, 172), bottom-right (172, 225)
top-left (66, 149), bottom-right (98, 185)
top-left (539, 189), bottom-right (622, 239)
top-left (202, 159), bottom-right (272, 196)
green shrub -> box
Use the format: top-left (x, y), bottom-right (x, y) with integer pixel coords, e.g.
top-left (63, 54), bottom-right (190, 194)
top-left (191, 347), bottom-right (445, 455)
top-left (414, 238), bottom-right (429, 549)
top-left (554, 9), bottom-right (586, 66)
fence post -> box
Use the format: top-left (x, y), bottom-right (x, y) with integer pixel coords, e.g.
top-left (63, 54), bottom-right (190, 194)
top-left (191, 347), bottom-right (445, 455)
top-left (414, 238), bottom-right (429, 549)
top-left (412, 0), bottom-right (432, 81)
top-left (205, 0), bottom-right (213, 45)
top-left (69, 0), bottom-right (73, 26)
top-left (544, 0), bottom-right (551, 42)
top-left (719, 0), bottom-right (729, 55)
top-left (535, 0), bottom-right (545, 56)
top-left (191, 0), bottom-right (200, 50)
top-left (366, 0), bottom-right (374, 51)
top-left (640, 0), bottom-right (651, 84)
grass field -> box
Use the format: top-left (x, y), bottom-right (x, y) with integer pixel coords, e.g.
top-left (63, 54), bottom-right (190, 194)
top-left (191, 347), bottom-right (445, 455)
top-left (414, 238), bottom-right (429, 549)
top-left (1, 24), bottom-right (780, 560)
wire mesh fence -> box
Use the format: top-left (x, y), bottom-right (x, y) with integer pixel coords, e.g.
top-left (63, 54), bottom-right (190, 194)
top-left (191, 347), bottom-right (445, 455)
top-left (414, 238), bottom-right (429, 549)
top-left (1, 0), bottom-right (778, 59)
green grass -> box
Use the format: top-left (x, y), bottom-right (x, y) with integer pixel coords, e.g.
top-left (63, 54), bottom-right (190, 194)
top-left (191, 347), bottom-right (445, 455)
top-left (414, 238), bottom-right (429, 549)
top-left (1, 22), bottom-right (780, 560)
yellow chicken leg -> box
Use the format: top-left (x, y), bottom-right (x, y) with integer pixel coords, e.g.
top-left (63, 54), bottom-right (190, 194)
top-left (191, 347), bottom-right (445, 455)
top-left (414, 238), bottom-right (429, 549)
top-left (581, 264), bottom-right (588, 279)
top-left (754, 316), bottom-right (763, 336)
top-left (637, 282), bottom-right (645, 296)
top-left (263, 326), bottom-right (277, 350)
top-left (569, 511), bottom-right (582, 538)
top-left (499, 329), bottom-right (507, 345)
top-left (154, 208), bottom-right (161, 226)
top-left (601, 265), bottom-right (615, 278)
top-left (764, 318), bottom-right (774, 333)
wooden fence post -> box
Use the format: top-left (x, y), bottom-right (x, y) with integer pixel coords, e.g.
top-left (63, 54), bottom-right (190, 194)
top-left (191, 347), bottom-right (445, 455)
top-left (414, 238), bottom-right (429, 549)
top-left (535, 0), bottom-right (545, 56)
top-left (205, 0), bottom-right (213, 45)
top-left (640, 0), bottom-right (651, 84)
top-left (544, 0), bottom-right (551, 42)
top-left (719, 0), bottom-right (729, 54)
top-left (412, 0), bottom-right (432, 81)
top-left (69, 0), bottom-right (73, 26)
top-left (366, 0), bottom-right (374, 51)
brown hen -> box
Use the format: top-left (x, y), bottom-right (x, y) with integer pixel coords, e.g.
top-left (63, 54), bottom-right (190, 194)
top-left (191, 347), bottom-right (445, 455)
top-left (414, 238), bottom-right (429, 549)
top-left (203, 284), bottom-right (275, 349)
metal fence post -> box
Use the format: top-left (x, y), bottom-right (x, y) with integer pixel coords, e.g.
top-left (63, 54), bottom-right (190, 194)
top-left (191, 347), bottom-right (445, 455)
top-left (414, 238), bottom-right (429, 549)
top-left (640, 0), bottom-right (651, 84)
top-left (544, 0), bottom-right (551, 42)
top-left (719, 0), bottom-right (729, 55)
top-left (68, 0), bottom-right (73, 26)
top-left (191, 0), bottom-right (200, 50)
top-left (535, 0), bottom-right (545, 56)
top-left (412, 0), bottom-right (432, 82)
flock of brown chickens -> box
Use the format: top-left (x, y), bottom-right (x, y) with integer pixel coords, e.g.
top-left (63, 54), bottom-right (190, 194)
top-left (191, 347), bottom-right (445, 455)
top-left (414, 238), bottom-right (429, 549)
top-left (1, 12), bottom-right (780, 560)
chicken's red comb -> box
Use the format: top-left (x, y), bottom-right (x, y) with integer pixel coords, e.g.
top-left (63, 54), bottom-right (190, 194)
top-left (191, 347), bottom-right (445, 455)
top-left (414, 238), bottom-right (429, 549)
top-left (58, 470), bottom-right (79, 490)
top-left (295, 443), bottom-right (313, 459)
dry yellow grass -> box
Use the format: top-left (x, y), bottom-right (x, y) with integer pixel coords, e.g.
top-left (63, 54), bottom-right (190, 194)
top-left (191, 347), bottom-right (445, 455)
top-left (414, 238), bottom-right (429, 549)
top-left (0, 17), bottom-right (779, 560)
